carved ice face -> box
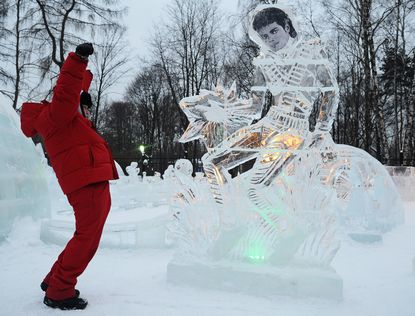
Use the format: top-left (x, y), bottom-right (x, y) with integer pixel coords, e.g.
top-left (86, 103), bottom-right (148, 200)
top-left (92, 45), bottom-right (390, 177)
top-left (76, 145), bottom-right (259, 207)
top-left (257, 22), bottom-right (290, 52)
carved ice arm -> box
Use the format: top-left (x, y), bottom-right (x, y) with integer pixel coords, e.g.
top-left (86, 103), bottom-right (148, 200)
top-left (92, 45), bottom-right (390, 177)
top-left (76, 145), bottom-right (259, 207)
top-left (250, 67), bottom-right (269, 120)
top-left (313, 55), bottom-right (340, 133)
top-left (315, 87), bottom-right (339, 133)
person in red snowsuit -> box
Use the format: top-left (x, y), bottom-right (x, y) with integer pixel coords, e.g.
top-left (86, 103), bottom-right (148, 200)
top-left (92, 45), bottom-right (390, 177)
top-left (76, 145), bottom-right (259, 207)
top-left (20, 43), bottom-right (118, 310)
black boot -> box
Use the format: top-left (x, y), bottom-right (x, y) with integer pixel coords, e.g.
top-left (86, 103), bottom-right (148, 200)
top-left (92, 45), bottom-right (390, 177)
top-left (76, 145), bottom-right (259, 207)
top-left (43, 296), bottom-right (88, 310)
top-left (40, 282), bottom-right (80, 297)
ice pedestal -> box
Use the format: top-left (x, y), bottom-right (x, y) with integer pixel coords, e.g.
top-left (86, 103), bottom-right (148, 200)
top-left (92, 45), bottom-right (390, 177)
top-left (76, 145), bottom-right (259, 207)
top-left (40, 204), bottom-right (171, 249)
top-left (166, 160), bottom-right (343, 299)
top-left (41, 171), bottom-right (175, 248)
top-left (0, 105), bottom-right (50, 241)
top-left (167, 261), bottom-right (343, 300)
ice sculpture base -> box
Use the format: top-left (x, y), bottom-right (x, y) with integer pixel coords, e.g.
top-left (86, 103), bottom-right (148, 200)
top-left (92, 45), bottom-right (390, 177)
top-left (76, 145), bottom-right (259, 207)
top-left (40, 208), bottom-right (170, 249)
top-left (348, 232), bottom-right (383, 243)
top-left (167, 261), bottom-right (343, 300)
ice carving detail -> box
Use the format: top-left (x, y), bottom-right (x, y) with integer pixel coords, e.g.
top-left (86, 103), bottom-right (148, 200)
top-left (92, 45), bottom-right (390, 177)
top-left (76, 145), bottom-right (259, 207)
top-left (168, 3), bottom-right (404, 296)
top-left (179, 82), bottom-right (262, 151)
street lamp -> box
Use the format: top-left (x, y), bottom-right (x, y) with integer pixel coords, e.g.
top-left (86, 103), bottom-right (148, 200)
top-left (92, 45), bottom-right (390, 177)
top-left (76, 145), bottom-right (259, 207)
top-left (139, 144), bottom-right (151, 176)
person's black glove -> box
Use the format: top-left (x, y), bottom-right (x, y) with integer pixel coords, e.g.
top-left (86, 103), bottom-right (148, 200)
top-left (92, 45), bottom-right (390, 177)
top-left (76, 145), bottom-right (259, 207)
top-left (75, 43), bottom-right (94, 59)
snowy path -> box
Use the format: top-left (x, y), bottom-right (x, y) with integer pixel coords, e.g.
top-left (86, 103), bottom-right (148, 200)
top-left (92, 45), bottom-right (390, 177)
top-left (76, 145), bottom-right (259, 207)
top-left (0, 203), bottom-right (414, 316)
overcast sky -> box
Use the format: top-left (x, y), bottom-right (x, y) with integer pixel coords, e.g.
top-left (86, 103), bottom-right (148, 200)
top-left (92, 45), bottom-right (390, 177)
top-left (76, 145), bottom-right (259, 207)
top-left (124, 0), bottom-right (240, 58)
top-left (107, 0), bottom-right (240, 99)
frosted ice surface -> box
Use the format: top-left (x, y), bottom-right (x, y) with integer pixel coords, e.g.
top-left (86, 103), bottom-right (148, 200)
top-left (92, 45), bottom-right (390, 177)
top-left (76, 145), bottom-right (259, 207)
top-left (174, 159), bottom-right (194, 176)
top-left (126, 162), bottom-right (140, 177)
top-left (179, 84), bottom-right (262, 151)
top-left (0, 105), bottom-right (50, 240)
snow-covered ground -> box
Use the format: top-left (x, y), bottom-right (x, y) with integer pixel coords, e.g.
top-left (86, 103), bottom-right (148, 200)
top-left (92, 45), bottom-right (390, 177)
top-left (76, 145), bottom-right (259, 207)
top-left (0, 200), bottom-right (414, 316)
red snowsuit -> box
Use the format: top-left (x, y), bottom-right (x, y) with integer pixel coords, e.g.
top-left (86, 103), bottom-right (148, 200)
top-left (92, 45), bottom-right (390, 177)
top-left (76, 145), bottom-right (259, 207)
top-left (20, 52), bottom-right (119, 300)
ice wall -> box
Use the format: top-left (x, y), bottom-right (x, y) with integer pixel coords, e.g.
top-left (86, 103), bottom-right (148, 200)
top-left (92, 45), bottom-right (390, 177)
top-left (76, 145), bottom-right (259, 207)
top-left (0, 104), bottom-right (50, 241)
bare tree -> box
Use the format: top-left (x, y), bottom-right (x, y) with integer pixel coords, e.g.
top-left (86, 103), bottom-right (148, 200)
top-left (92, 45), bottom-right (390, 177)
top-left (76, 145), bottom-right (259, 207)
top-left (100, 101), bottom-right (136, 154)
top-left (29, 0), bottom-right (125, 76)
top-left (126, 65), bottom-right (163, 151)
top-left (223, 34), bottom-right (258, 96)
top-left (405, 53), bottom-right (415, 165)
top-left (0, 0), bottom-right (36, 109)
top-left (321, 0), bottom-right (401, 161)
top-left (0, 0), bottom-right (12, 99)
top-left (151, 0), bottom-right (223, 107)
top-left (149, 0), bottom-right (225, 163)
top-left (125, 64), bottom-right (182, 164)
top-left (90, 26), bottom-right (130, 127)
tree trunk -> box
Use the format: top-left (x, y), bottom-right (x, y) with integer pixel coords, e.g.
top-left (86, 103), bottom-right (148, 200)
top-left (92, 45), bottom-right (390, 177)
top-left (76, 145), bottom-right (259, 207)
top-left (12, 0), bottom-right (21, 110)
top-left (392, 0), bottom-right (402, 164)
top-left (403, 53), bottom-right (415, 165)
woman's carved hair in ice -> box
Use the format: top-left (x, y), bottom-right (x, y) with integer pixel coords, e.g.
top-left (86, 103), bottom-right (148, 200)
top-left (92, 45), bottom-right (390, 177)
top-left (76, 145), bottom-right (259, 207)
top-left (253, 7), bottom-right (297, 38)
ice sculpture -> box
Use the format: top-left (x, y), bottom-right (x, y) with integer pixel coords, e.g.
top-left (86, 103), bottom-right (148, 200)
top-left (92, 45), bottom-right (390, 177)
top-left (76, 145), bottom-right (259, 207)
top-left (180, 83), bottom-right (262, 150)
top-left (0, 104), bottom-right (50, 241)
top-left (167, 3), bottom-right (404, 299)
top-left (41, 161), bottom-right (172, 249)
top-left (126, 162), bottom-right (140, 179)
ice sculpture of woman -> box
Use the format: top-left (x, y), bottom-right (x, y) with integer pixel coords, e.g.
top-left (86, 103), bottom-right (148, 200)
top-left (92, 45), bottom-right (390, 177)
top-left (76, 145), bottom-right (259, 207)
top-left (173, 3), bottom-right (403, 274)
top-left (201, 4), bottom-right (339, 210)
top-left (180, 3), bottom-right (402, 236)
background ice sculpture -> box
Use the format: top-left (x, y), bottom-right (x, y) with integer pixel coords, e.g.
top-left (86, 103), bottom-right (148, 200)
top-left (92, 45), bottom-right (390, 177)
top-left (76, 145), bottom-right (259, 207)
top-left (0, 104), bottom-right (50, 241)
top-left (40, 160), bottom-right (172, 249)
top-left (167, 3), bottom-right (404, 299)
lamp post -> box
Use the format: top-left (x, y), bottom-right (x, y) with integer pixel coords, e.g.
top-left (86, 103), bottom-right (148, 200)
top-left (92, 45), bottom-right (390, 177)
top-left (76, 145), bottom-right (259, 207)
top-left (139, 145), bottom-right (145, 156)
top-left (139, 145), bottom-right (145, 177)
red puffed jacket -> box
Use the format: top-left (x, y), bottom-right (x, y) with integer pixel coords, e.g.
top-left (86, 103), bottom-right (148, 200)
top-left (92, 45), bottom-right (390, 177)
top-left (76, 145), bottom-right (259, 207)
top-left (20, 52), bottom-right (118, 194)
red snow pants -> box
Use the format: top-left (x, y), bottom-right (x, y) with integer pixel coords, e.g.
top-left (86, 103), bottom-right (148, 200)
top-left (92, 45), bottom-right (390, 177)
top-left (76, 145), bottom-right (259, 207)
top-left (43, 181), bottom-right (111, 300)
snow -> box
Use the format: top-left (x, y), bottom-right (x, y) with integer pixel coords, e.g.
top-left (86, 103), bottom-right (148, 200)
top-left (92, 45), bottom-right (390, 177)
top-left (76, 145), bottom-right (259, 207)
top-left (0, 202), bottom-right (414, 315)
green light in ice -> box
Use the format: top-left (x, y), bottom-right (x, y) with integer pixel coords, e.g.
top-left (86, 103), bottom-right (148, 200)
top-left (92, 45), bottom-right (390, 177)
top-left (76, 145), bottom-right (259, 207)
top-left (245, 240), bottom-right (267, 263)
